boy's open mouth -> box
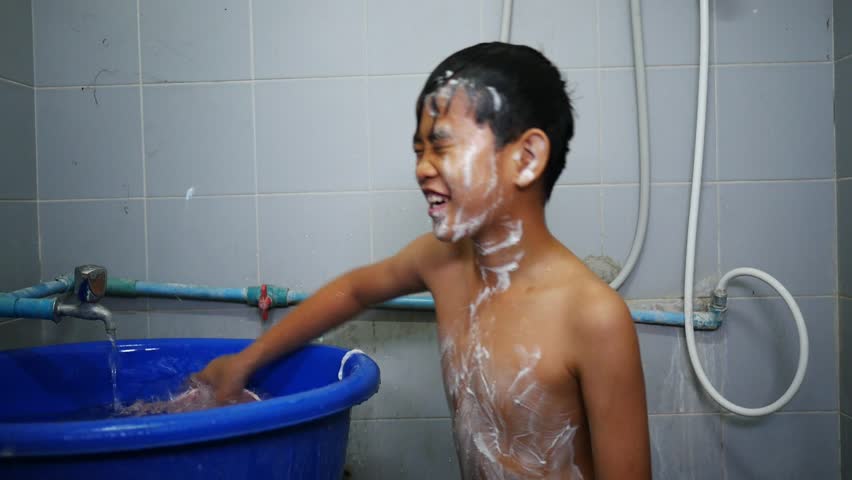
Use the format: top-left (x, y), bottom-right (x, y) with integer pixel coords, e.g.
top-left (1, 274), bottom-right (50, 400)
top-left (424, 190), bottom-right (450, 217)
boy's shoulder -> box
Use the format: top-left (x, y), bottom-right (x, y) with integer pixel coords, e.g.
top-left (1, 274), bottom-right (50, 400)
top-left (536, 250), bottom-right (634, 357)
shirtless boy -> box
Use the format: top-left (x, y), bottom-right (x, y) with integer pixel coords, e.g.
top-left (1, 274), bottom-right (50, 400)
top-left (197, 42), bottom-right (651, 480)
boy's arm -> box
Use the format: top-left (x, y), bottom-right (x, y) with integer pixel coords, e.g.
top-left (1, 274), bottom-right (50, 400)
top-left (575, 293), bottom-right (651, 480)
top-left (241, 234), bottom-right (434, 370)
top-left (196, 234), bottom-right (436, 401)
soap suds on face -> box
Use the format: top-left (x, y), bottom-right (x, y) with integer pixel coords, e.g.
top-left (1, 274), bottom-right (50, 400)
top-left (486, 86), bottom-right (502, 112)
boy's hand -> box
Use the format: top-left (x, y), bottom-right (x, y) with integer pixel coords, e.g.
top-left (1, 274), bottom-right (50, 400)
top-left (192, 353), bottom-right (254, 405)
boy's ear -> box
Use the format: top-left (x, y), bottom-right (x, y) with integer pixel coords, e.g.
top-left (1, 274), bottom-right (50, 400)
top-left (512, 128), bottom-right (550, 188)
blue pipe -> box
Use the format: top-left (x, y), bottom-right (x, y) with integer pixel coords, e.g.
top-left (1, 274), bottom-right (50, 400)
top-left (134, 281), bottom-right (248, 303)
top-left (285, 291), bottom-right (721, 330)
top-left (3, 276), bottom-right (722, 330)
top-left (0, 296), bottom-right (56, 320)
top-left (9, 277), bottom-right (73, 298)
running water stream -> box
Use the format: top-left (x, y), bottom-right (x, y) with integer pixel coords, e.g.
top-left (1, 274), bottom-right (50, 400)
top-left (107, 331), bottom-right (120, 411)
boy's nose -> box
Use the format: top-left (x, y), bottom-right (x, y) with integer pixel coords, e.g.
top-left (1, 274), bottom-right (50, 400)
top-left (415, 156), bottom-right (439, 184)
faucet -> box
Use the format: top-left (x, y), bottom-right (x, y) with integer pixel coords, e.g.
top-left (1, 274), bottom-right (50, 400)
top-left (54, 265), bottom-right (116, 336)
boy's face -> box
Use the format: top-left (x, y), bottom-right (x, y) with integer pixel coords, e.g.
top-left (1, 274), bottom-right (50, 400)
top-left (413, 85), bottom-right (509, 242)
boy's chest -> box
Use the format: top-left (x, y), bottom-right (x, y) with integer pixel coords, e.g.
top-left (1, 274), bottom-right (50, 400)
top-left (435, 299), bottom-right (579, 417)
top-left (434, 291), bottom-right (587, 476)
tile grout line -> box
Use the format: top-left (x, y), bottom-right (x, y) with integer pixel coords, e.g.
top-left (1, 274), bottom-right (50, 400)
top-left (712, 4), bottom-right (727, 475)
top-left (31, 0), bottom-right (45, 342)
top-left (364, 0), bottom-right (375, 263)
top-left (20, 177), bottom-right (842, 205)
top-left (713, 1), bottom-right (722, 285)
top-left (833, 33), bottom-right (842, 443)
top-left (28, 60), bottom-right (837, 91)
top-left (595, 0), bottom-right (605, 257)
top-left (135, 0), bottom-right (151, 337)
top-left (0, 75), bottom-right (31, 88)
top-left (249, 0), bottom-right (261, 284)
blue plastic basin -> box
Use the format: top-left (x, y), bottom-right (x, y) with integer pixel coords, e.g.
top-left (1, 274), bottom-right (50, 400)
top-left (0, 338), bottom-right (380, 479)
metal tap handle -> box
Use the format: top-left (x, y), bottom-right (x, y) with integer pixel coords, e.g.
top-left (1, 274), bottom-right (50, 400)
top-left (73, 265), bottom-right (107, 303)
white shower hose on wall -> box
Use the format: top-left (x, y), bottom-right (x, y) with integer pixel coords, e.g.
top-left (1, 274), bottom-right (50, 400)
top-left (501, 0), bottom-right (650, 291)
top-left (499, 0), bottom-right (809, 417)
top-left (683, 0), bottom-right (808, 417)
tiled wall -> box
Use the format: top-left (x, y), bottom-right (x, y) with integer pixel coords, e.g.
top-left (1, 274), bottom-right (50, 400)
top-left (0, 0), bottom-right (841, 478)
top-left (0, 0), bottom-right (42, 348)
top-left (837, 0), bottom-right (852, 477)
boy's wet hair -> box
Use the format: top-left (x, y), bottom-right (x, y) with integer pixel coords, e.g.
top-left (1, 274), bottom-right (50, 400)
top-left (416, 42), bottom-right (575, 202)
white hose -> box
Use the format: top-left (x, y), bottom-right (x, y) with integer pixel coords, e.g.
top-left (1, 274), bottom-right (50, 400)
top-left (609, 0), bottom-right (652, 290)
top-left (497, 0), bottom-right (650, 290)
top-left (683, 0), bottom-right (809, 416)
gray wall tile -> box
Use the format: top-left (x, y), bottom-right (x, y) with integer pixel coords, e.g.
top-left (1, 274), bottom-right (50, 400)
top-left (480, 0), bottom-right (502, 42)
top-left (39, 200), bottom-right (146, 280)
top-left (649, 415), bottom-right (722, 480)
top-left (600, 69), bottom-right (639, 184)
top-left (0, 82), bottom-right (36, 199)
top-left (838, 58), bottom-right (852, 179)
top-left (368, 75), bottom-right (427, 190)
top-left (149, 307), bottom-right (260, 339)
top-left (842, 299), bottom-right (852, 415)
top-left (511, 0), bottom-right (597, 69)
top-left (36, 86), bottom-right (143, 200)
top-left (42, 311), bottom-right (145, 344)
top-left (253, 0), bottom-right (366, 79)
top-left (599, 0), bottom-right (711, 67)
top-left (353, 317), bottom-right (450, 419)
top-left (717, 64), bottom-right (834, 181)
top-left (258, 194), bottom-right (371, 292)
top-left (602, 68), bottom-right (717, 184)
top-left (314, 317), bottom-right (375, 420)
top-left (255, 79), bottom-right (369, 193)
top-left (347, 418), bottom-right (460, 480)
top-left (723, 297), bottom-right (836, 412)
top-left (147, 197), bottom-right (258, 285)
top-left (839, 0), bottom-right (852, 60)
top-left (0, 203), bottom-right (39, 292)
top-left (723, 413), bottom-right (838, 479)
top-left (603, 185), bottom-right (718, 299)
top-left (719, 182), bottom-right (836, 297)
top-left (841, 182), bottom-right (852, 297)
top-left (140, 0), bottom-right (250, 83)
top-left (559, 69), bottom-right (599, 185)
top-left (371, 191), bottom-right (432, 261)
top-left (42, 310), bottom-right (147, 344)
top-left (0, 320), bottom-right (43, 350)
top-left (637, 324), bottom-right (724, 414)
top-left (143, 83), bottom-right (254, 197)
top-left (547, 186), bottom-right (602, 261)
top-left (0, 0), bottom-right (34, 85)
top-left (33, 0), bottom-right (139, 86)
top-left (844, 414), bottom-right (852, 480)
top-left (366, 0), bottom-right (478, 75)
top-left (112, 310), bottom-right (148, 340)
top-left (715, 0), bottom-right (833, 63)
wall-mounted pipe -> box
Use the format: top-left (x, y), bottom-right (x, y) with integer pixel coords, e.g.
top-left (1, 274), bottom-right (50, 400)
top-left (3, 276), bottom-right (722, 330)
top-left (9, 277), bottom-right (73, 299)
top-left (0, 295), bottom-right (57, 320)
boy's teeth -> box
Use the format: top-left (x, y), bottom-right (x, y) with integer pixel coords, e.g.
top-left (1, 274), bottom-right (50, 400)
top-left (427, 194), bottom-right (447, 205)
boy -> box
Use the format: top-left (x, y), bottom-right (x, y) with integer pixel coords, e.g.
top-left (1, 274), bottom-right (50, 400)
top-left (196, 43), bottom-right (650, 479)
